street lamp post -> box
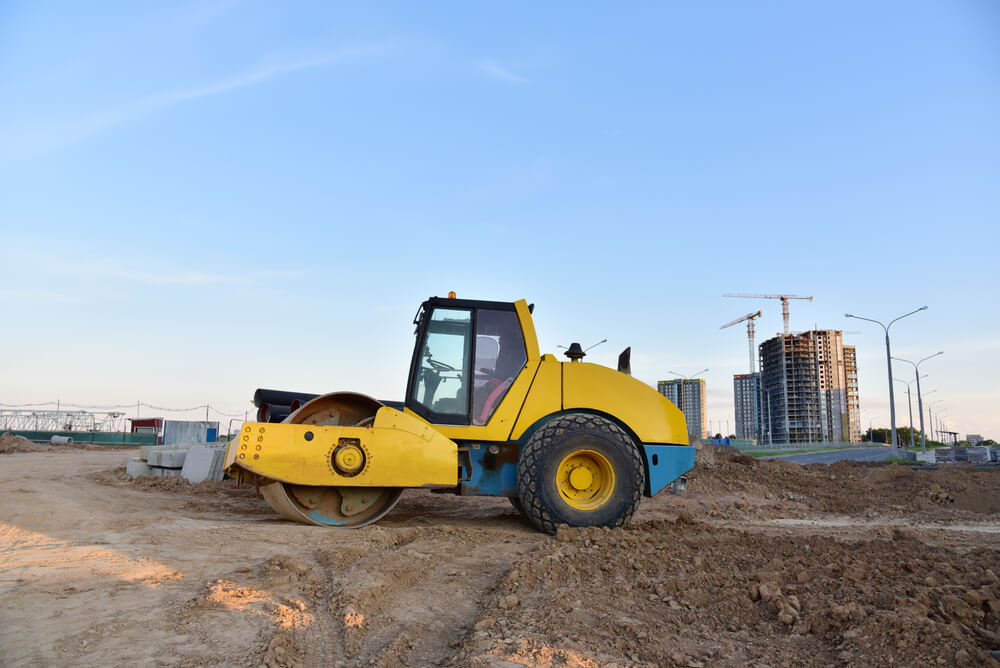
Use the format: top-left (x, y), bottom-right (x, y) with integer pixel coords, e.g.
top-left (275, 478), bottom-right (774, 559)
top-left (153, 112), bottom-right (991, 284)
top-left (937, 409), bottom-right (950, 444)
top-left (936, 410), bottom-right (950, 444)
top-left (892, 351), bottom-right (943, 453)
top-left (893, 376), bottom-right (928, 447)
top-left (927, 399), bottom-right (943, 445)
top-left (893, 376), bottom-right (924, 448)
top-left (845, 307), bottom-right (927, 451)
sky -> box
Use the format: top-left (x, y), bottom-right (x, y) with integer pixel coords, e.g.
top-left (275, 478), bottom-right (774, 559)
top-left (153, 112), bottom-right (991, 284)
top-left (1, 1), bottom-right (998, 439)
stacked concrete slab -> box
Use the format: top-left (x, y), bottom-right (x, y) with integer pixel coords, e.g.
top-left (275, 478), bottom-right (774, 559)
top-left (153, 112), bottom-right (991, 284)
top-left (935, 448), bottom-right (956, 463)
top-left (967, 446), bottom-right (992, 464)
top-left (181, 444), bottom-right (228, 482)
top-left (931, 447), bottom-right (997, 464)
top-left (127, 443), bottom-right (228, 481)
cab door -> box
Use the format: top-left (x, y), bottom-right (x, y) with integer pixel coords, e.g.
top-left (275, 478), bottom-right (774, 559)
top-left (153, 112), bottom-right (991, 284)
top-left (407, 306), bottom-right (474, 424)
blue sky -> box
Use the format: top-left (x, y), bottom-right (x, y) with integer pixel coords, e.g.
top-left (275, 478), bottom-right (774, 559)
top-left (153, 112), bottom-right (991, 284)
top-left (1, 1), bottom-right (997, 438)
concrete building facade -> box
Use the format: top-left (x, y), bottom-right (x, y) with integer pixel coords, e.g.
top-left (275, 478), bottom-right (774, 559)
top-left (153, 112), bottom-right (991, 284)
top-left (758, 330), bottom-right (861, 444)
top-left (657, 378), bottom-right (706, 439)
top-left (733, 372), bottom-right (760, 440)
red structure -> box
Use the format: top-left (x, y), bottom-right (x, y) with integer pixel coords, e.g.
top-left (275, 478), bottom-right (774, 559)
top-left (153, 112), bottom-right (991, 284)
top-left (129, 418), bottom-right (164, 443)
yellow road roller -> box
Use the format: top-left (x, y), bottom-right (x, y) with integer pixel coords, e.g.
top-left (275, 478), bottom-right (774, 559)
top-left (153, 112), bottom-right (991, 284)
top-left (224, 295), bottom-right (694, 533)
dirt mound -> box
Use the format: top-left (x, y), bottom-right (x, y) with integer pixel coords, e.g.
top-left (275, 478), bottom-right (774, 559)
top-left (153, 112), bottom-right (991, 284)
top-left (88, 466), bottom-right (274, 515)
top-left (0, 432), bottom-right (52, 453)
top-left (694, 441), bottom-right (751, 467)
top-left (452, 520), bottom-right (1000, 667)
top-left (688, 452), bottom-right (1000, 517)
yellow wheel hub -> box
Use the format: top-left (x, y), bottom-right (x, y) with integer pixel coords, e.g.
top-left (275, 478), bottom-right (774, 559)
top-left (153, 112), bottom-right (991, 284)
top-left (569, 466), bottom-right (593, 490)
top-left (333, 444), bottom-right (365, 475)
top-left (556, 449), bottom-right (615, 510)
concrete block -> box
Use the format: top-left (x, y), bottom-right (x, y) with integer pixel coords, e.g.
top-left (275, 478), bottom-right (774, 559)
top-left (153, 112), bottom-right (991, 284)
top-left (935, 448), bottom-right (955, 463)
top-left (126, 457), bottom-right (153, 477)
top-left (968, 447), bottom-right (990, 464)
top-left (210, 446), bottom-right (226, 480)
top-left (182, 444), bottom-right (226, 483)
top-left (140, 445), bottom-right (169, 460)
top-left (915, 451), bottom-right (936, 464)
top-left (149, 466), bottom-right (183, 477)
top-left (140, 444), bottom-right (185, 456)
top-left (146, 448), bottom-right (188, 468)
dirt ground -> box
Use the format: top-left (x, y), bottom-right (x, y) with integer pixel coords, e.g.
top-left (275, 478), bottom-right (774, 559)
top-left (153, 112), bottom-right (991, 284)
top-left (1, 440), bottom-right (999, 667)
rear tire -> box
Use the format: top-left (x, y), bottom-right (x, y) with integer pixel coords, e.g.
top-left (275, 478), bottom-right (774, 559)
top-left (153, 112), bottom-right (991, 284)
top-left (516, 413), bottom-right (644, 534)
top-left (508, 496), bottom-right (523, 513)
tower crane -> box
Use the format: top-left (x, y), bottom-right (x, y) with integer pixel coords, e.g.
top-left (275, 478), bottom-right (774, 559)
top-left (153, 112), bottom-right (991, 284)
top-left (723, 294), bottom-right (814, 336)
top-left (720, 311), bottom-right (762, 374)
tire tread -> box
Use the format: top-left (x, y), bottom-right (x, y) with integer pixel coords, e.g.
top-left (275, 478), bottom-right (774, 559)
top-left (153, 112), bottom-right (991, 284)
top-left (516, 413), bottom-right (643, 534)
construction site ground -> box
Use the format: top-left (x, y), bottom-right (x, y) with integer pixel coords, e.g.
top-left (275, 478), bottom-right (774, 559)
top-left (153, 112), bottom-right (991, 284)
top-left (2, 434), bottom-right (999, 667)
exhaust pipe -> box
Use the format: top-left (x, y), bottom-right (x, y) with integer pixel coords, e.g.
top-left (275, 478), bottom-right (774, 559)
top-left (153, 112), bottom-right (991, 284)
top-left (257, 403), bottom-right (291, 423)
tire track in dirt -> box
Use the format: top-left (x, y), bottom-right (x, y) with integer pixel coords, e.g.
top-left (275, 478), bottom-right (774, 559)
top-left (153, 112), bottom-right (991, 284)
top-left (312, 527), bottom-right (543, 666)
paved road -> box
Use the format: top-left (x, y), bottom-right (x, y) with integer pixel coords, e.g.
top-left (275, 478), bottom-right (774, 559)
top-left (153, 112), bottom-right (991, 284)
top-left (764, 447), bottom-right (899, 465)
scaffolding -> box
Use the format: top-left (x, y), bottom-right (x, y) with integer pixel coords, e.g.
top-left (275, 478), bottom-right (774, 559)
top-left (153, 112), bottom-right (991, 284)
top-left (0, 409), bottom-right (128, 433)
top-left (759, 334), bottom-right (821, 444)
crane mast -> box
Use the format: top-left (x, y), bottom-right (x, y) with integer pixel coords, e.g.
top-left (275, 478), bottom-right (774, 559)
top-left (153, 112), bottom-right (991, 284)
top-left (720, 311), bottom-right (762, 374)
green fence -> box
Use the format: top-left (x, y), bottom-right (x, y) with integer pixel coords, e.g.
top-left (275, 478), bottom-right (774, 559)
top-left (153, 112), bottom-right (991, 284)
top-left (10, 431), bottom-right (157, 447)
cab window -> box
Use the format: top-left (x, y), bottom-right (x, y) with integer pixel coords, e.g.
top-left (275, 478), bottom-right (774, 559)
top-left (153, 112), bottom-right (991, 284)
top-left (472, 309), bottom-right (527, 425)
top-left (411, 308), bottom-right (472, 419)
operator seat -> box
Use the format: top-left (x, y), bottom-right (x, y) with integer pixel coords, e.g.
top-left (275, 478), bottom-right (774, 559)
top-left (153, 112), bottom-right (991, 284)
top-left (473, 341), bottom-right (523, 425)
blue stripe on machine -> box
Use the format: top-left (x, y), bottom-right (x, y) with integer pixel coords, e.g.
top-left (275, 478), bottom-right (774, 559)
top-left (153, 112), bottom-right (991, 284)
top-left (641, 444), bottom-right (696, 497)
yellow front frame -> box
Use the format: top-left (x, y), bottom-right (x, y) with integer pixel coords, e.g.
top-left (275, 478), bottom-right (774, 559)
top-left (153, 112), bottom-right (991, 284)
top-left (225, 406), bottom-right (457, 487)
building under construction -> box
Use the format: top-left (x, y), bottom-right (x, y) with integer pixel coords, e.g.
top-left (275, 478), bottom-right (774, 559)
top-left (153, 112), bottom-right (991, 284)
top-left (758, 330), bottom-right (861, 444)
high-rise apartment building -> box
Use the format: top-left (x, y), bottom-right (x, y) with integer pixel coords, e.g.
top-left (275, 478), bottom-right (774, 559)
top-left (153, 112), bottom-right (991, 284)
top-left (733, 373), bottom-right (760, 440)
top-left (758, 330), bottom-right (861, 444)
top-left (657, 378), bottom-right (706, 439)
top-left (843, 345), bottom-right (861, 442)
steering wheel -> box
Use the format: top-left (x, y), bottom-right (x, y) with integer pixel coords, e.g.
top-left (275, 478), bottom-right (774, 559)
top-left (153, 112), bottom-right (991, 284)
top-left (426, 358), bottom-right (456, 372)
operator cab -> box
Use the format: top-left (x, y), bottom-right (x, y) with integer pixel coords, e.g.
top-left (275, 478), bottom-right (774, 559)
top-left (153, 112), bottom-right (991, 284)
top-left (405, 297), bottom-right (528, 426)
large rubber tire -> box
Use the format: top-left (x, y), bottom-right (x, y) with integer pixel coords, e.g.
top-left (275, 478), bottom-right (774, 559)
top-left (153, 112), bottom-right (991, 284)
top-left (516, 413), bottom-right (644, 534)
top-left (508, 496), bottom-right (523, 513)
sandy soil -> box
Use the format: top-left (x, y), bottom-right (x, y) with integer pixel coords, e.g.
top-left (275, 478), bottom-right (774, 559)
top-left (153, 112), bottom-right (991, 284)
top-left (1, 444), bottom-right (998, 667)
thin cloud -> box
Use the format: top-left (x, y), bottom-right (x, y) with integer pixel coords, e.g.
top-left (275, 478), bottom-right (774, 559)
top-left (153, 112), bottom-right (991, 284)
top-left (3, 44), bottom-right (392, 159)
top-left (84, 263), bottom-right (305, 287)
top-left (179, 0), bottom-right (245, 30)
top-left (0, 288), bottom-right (82, 304)
top-left (477, 59), bottom-right (527, 84)
top-left (9, 248), bottom-right (304, 289)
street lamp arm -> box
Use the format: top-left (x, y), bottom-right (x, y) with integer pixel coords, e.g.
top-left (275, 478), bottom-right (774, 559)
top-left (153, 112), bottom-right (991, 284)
top-left (887, 306), bottom-right (928, 330)
top-left (918, 351), bottom-right (944, 366)
top-left (668, 368), bottom-right (708, 379)
top-left (891, 356), bottom-right (916, 370)
top-left (844, 313), bottom-right (887, 332)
